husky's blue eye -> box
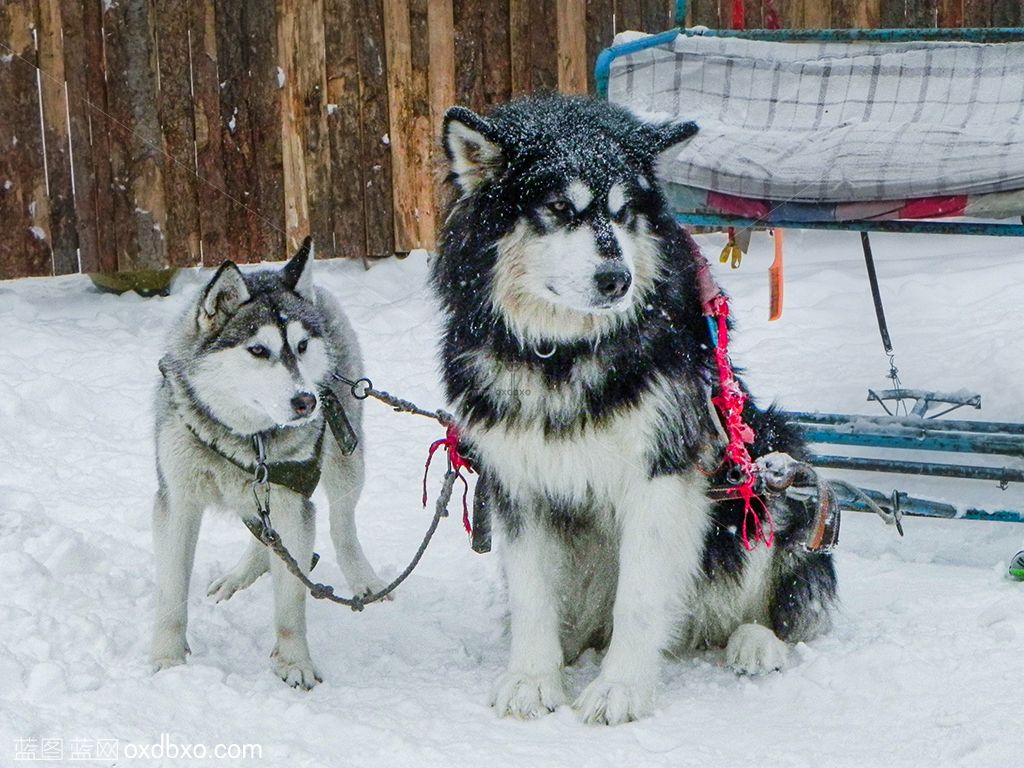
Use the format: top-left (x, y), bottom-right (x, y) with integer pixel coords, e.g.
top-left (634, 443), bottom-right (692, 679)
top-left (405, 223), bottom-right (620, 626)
top-left (247, 344), bottom-right (270, 359)
top-left (297, 339), bottom-right (308, 354)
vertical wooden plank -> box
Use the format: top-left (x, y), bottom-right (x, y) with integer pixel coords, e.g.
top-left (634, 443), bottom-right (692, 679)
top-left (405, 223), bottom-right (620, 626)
top-left (906, 0), bottom-right (939, 25)
top-left (558, 0), bottom-right (588, 94)
top-left (529, 0), bottom-right (559, 90)
top-left (963, 0), bottom-right (992, 25)
top-left (509, 0), bottom-right (530, 95)
top-left (800, 0), bottom-right (832, 27)
top-left (190, 0), bottom-right (227, 265)
top-left (586, 0), bottom-right (615, 92)
top-left (454, 0), bottom-right (485, 107)
top-left (0, 0), bottom-right (52, 278)
top-left (410, 0), bottom-right (437, 248)
top-left (643, 0), bottom-right (675, 29)
top-left (744, 0), bottom-right (764, 28)
top-left (616, 0), bottom-right (644, 29)
top-left (938, 0), bottom-right (964, 25)
top-left (277, 0), bottom-right (311, 251)
top-left (861, 0), bottom-right (883, 26)
top-left (324, 0), bottom-right (367, 259)
top-left (689, 0), bottom-right (721, 27)
top-left (832, 0), bottom-right (859, 26)
top-left (427, 0), bottom-right (456, 228)
top-left (155, 0), bottom-right (201, 267)
top-left (37, 0), bottom-right (77, 274)
top-left (103, 0), bottom-right (168, 271)
top-left (215, 0), bottom-right (284, 264)
top-left (82, 0), bottom-right (116, 272)
top-left (59, 0), bottom-right (99, 272)
top-left (880, 0), bottom-right (908, 26)
top-left (482, 0), bottom-right (511, 106)
top-left (991, 0), bottom-right (1022, 25)
top-left (293, 0), bottom-right (333, 257)
top-left (357, 0), bottom-right (396, 257)
top-left (383, 0), bottom-right (431, 251)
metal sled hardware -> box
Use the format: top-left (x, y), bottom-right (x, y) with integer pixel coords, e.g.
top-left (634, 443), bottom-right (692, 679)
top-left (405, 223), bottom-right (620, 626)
top-left (782, 411), bottom-right (1024, 524)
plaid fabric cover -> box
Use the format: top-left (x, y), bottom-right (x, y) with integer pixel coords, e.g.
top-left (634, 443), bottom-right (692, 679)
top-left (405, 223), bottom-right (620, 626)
top-left (608, 34), bottom-right (1024, 203)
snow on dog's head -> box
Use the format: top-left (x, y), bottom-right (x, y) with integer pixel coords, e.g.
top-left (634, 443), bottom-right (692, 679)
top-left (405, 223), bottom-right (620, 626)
top-left (438, 95), bottom-right (697, 344)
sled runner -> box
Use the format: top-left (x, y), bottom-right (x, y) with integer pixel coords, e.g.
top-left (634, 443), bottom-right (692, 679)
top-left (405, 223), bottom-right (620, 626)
top-left (596, 2), bottom-right (1024, 526)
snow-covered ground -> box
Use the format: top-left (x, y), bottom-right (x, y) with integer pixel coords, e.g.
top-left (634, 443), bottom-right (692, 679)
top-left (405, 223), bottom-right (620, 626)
top-left (1, 230), bottom-right (1022, 767)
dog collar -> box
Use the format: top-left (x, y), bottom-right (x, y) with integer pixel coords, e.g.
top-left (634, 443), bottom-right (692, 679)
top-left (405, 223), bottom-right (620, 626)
top-left (185, 420), bottom-right (326, 498)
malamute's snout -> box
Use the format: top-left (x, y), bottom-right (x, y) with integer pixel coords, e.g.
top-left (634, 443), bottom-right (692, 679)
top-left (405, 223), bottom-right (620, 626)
top-left (594, 262), bottom-right (632, 301)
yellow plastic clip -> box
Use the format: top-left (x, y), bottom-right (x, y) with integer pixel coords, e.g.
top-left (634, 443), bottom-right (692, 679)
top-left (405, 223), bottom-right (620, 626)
top-left (719, 227), bottom-right (743, 269)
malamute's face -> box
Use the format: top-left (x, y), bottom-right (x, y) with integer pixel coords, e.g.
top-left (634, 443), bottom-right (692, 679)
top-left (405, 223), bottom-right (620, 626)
top-left (187, 240), bottom-right (331, 435)
top-left (442, 97), bottom-right (697, 343)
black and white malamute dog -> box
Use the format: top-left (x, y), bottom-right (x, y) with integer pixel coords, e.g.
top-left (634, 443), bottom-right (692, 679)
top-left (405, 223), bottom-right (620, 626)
top-left (151, 243), bottom-right (383, 689)
top-left (433, 95), bottom-right (837, 724)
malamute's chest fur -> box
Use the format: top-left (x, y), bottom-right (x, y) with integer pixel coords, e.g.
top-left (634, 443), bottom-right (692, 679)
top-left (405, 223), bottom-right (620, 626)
top-left (461, 354), bottom-right (714, 520)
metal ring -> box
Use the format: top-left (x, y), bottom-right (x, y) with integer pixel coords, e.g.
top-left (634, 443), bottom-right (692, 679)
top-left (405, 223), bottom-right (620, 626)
top-left (254, 464), bottom-right (270, 485)
top-left (533, 343), bottom-right (556, 359)
top-left (351, 377), bottom-right (372, 400)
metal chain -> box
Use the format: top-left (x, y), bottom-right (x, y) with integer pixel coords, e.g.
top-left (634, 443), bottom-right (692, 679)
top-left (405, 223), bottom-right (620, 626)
top-left (332, 373), bottom-right (455, 427)
top-left (244, 383), bottom-right (461, 611)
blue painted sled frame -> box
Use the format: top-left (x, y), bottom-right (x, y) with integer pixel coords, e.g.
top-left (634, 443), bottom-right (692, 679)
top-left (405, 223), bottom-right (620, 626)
top-left (594, 2), bottom-right (1024, 524)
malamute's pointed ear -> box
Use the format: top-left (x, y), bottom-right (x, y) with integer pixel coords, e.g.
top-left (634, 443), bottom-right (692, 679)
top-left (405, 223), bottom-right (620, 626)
top-left (282, 236), bottom-right (315, 303)
top-left (443, 106), bottom-right (504, 195)
top-left (199, 261), bottom-right (250, 333)
top-left (646, 120), bottom-right (699, 154)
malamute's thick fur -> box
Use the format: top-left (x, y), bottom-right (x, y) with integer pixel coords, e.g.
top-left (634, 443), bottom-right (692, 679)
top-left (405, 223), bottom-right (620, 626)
top-left (150, 243), bottom-right (382, 688)
top-left (433, 95), bottom-right (837, 724)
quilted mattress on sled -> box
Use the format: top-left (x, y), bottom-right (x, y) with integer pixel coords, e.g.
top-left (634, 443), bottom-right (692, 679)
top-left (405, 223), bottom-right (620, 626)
top-left (608, 34), bottom-right (1024, 216)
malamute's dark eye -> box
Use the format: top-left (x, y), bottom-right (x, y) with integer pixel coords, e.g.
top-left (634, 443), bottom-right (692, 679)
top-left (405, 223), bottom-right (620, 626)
top-left (247, 344), bottom-right (270, 359)
top-left (297, 339), bottom-right (308, 354)
top-left (546, 199), bottom-right (572, 217)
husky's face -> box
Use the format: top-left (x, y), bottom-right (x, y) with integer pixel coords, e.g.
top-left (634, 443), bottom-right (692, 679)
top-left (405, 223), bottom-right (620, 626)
top-left (442, 98), bottom-right (697, 343)
top-left (187, 239), bottom-right (331, 435)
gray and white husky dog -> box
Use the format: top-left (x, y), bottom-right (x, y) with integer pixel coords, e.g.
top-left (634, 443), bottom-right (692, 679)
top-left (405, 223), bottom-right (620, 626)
top-left (433, 95), bottom-right (837, 724)
top-left (151, 240), bottom-right (383, 689)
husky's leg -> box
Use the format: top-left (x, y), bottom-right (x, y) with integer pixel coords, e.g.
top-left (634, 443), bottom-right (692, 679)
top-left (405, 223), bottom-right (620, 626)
top-left (151, 487), bottom-right (202, 671)
top-left (575, 473), bottom-right (709, 725)
top-left (492, 516), bottom-right (568, 719)
top-left (322, 440), bottom-right (385, 597)
top-left (207, 537), bottom-right (269, 603)
top-left (268, 496), bottom-right (320, 689)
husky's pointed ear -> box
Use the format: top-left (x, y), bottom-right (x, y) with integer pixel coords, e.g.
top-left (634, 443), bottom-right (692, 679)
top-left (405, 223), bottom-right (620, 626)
top-left (282, 236), bottom-right (315, 303)
top-left (443, 106), bottom-right (504, 195)
top-left (646, 120), bottom-right (699, 154)
top-left (198, 261), bottom-right (250, 333)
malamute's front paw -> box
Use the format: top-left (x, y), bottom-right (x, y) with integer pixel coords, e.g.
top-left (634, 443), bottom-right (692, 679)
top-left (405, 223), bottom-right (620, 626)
top-left (574, 677), bottom-right (654, 725)
top-left (491, 669), bottom-right (566, 719)
top-left (271, 649), bottom-right (322, 690)
top-left (726, 623), bottom-right (788, 675)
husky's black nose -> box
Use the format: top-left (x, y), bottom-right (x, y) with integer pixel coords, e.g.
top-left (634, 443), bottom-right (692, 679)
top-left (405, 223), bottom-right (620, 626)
top-left (291, 391), bottom-right (317, 418)
top-left (594, 265), bottom-right (632, 300)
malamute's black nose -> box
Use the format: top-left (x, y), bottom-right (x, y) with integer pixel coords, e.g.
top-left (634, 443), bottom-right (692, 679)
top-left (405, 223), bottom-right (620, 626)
top-left (594, 265), bottom-right (632, 300)
top-left (291, 391), bottom-right (317, 418)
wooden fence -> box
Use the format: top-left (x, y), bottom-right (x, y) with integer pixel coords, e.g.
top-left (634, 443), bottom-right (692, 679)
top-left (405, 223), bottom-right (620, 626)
top-left (0, 0), bottom-right (1020, 279)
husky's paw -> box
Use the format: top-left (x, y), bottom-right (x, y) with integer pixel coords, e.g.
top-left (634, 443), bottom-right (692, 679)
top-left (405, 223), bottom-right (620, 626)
top-left (345, 568), bottom-right (391, 602)
top-left (574, 677), bottom-right (654, 726)
top-left (726, 623), bottom-right (788, 675)
top-left (151, 640), bottom-right (190, 673)
top-left (491, 669), bottom-right (566, 719)
top-left (271, 651), bottom-right (321, 690)
top-left (207, 567), bottom-right (263, 603)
